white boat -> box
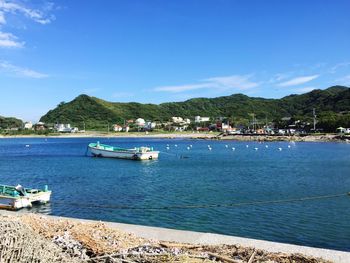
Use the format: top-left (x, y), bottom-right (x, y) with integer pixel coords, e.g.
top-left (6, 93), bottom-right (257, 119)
top-left (0, 184), bottom-right (51, 210)
top-left (88, 142), bottom-right (159, 160)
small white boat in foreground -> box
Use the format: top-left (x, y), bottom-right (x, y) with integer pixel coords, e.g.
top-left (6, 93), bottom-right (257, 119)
top-left (0, 184), bottom-right (51, 210)
top-left (88, 142), bottom-right (159, 160)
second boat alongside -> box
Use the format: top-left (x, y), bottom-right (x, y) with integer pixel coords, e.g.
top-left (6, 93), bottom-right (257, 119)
top-left (88, 142), bottom-right (160, 160)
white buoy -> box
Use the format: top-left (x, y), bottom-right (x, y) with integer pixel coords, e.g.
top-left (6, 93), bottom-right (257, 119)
top-left (190, 145), bottom-right (193, 148)
top-left (25, 145), bottom-right (30, 148)
top-left (208, 147), bottom-right (212, 151)
top-left (225, 145), bottom-right (228, 148)
top-left (254, 147), bottom-right (258, 151)
top-left (278, 147), bottom-right (282, 151)
top-left (265, 145), bottom-right (269, 148)
top-left (232, 147), bottom-right (235, 151)
top-left (187, 146), bottom-right (190, 150)
top-left (175, 144), bottom-right (178, 147)
top-left (166, 146), bottom-right (170, 150)
top-left (288, 145), bottom-right (291, 148)
top-left (246, 145), bottom-right (249, 148)
top-left (207, 145), bottom-right (211, 148)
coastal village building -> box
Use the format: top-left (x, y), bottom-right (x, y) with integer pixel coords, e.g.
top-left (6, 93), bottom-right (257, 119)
top-left (113, 124), bottom-right (123, 132)
top-left (24, 122), bottom-right (33, 130)
top-left (169, 117), bottom-right (191, 131)
top-left (34, 122), bottom-right (46, 131)
top-left (135, 118), bottom-right (145, 128)
top-left (144, 121), bottom-right (156, 131)
top-left (195, 116), bottom-right (210, 123)
top-left (337, 127), bottom-right (350, 134)
top-left (55, 124), bottom-right (72, 133)
top-left (171, 117), bottom-right (183, 123)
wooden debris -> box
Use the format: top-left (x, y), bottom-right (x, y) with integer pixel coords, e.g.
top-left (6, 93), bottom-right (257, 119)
top-left (0, 213), bottom-right (334, 263)
top-left (247, 249), bottom-right (256, 263)
top-left (208, 252), bottom-right (239, 263)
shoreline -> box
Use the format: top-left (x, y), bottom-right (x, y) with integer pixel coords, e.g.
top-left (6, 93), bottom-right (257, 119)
top-left (1, 210), bottom-right (349, 262)
top-left (0, 132), bottom-right (349, 143)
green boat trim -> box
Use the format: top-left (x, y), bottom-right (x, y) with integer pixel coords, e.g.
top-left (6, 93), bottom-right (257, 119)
top-left (0, 184), bottom-right (50, 198)
top-left (88, 142), bottom-right (154, 153)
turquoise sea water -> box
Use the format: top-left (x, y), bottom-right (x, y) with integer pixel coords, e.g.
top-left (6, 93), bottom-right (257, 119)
top-left (0, 137), bottom-right (349, 251)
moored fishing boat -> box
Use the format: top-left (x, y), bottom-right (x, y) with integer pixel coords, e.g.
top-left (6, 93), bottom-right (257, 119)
top-left (88, 142), bottom-right (160, 160)
top-left (0, 184), bottom-right (51, 210)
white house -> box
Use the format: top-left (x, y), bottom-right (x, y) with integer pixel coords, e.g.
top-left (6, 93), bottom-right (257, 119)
top-left (113, 124), bottom-right (123, 132)
top-left (24, 122), bottom-right (33, 129)
top-left (55, 123), bottom-right (72, 133)
top-left (145, 121), bottom-right (156, 130)
top-left (135, 118), bottom-right (145, 127)
top-left (171, 117), bottom-right (183, 123)
top-left (195, 116), bottom-right (210, 123)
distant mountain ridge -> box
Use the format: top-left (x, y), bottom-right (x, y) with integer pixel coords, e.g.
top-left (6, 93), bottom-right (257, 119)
top-left (40, 86), bottom-right (350, 130)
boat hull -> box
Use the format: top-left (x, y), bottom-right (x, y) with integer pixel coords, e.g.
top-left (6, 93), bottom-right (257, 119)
top-left (0, 191), bottom-right (51, 210)
top-left (89, 147), bottom-right (159, 160)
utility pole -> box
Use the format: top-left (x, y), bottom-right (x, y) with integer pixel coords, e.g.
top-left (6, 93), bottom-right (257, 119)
top-left (313, 108), bottom-right (317, 131)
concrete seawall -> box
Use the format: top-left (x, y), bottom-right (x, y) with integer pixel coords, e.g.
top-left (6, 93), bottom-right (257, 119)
top-left (103, 221), bottom-right (350, 263)
top-left (2, 211), bottom-right (349, 263)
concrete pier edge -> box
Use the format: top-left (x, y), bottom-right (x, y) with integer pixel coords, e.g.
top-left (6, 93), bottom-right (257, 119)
top-left (1, 211), bottom-right (349, 263)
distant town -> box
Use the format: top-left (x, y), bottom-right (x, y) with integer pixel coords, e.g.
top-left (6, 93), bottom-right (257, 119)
top-left (2, 114), bottom-right (350, 136)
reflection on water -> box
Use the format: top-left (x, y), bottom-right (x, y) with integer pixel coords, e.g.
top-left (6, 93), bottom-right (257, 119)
top-left (16, 202), bottom-right (52, 215)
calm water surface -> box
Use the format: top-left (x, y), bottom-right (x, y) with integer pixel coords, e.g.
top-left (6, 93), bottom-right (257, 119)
top-left (0, 137), bottom-right (349, 251)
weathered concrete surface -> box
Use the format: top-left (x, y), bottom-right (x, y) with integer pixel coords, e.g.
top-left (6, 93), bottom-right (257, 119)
top-left (102, 221), bottom-right (350, 263)
top-left (1, 210), bottom-right (349, 263)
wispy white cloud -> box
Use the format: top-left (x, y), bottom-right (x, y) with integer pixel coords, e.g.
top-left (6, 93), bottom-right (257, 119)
top-left (336, 75), bottom-right (350, 86)
top-left (0, 0), bottom-right (55, 48)
top-left (293, 87), bottom-right (316, 94)
top-left (0, 61), bottom-right (48, 78)
top-left (0, 0), bottom-right (55, 24)
top-left (0, 10), bottom-right (5, 24)
top-left (154, 75), bottom-right (259, 93)
top-left (0, 31), bottom-right (24, 47)
top-left (329, 62), bottom-right (350, 74)
top-left (268, 73), bottom-right (290, 84)
top-left (277, 75), bottom-right (319, 87)
top-left (155, 83), bottom-right (211, 92)
top-left (204, 75), bottom-right (259, 90)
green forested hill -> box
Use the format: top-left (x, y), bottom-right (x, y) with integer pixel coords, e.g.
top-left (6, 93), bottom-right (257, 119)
top-left (0, 116), bottom-right (23, 129)
top-left (40, 86), bottom-right (350, 131)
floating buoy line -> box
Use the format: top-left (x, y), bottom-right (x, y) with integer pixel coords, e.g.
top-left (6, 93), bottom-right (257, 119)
top-left (52, 192), bottom-right (349, 211)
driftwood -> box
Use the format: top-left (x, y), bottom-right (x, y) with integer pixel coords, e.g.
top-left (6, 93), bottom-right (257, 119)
top-left (208, 252), bottom-right (239, 263)
top-left (160, 241), bottom-right (201, 249)
top-left (247, 249), bottom-right (257, 263)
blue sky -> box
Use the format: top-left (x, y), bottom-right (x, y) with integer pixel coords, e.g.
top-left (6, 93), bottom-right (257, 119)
top-left (0, 0), bottom-right (350, 121)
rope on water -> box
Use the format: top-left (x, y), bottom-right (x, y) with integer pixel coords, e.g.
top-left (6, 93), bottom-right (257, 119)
top-left (51, 192), bottom-right (350, 211)
top-left (159, 151), bottom-right (189, 159)
top-left (84, 146), bottom-right (89, 156)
